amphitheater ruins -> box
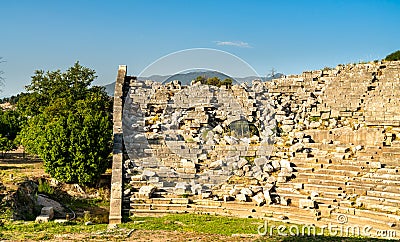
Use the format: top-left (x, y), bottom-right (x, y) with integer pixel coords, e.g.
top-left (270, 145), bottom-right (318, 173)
top-left (109, 61), bottom-right (400, 238)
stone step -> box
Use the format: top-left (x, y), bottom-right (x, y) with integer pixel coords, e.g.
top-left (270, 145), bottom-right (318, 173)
top-left (318, 191), bottom-right (346, 199)
top-left (130, 203), bottom-right (189, 210)
top-left (294, 172), bottom-right (349, 181)
top-left (323, 164), bottom-right (365, 172)
top-left (353, 176), bottom-right (400, 186)
top-left (354, 209), bottom-right (400, 225)
top-left (130, 197), bottom-right (190, 204)
top-left (126, 209), bottom-right (189, 216)
top-left (374, 184), bottom-right (400, 193)
top-left (364, 173), bottom-right (400, 181)
top-left (303, 183), bottom-right (344, 192)
top-left (344, 184), bottom-right (374, 194)
top-left (193, 199), bottom-right (223, 207)
top-left (357, 196), bottom-right (400, 213)
top-left (313, 168), bottom-right (360, 177)
top-left (313, 197), bottom-right (339, 206)
top-left (367, 190), bottom-right (400, 200)
top-left (331, 211), bottom-right (399, 230)
top-left (306, 178), bottom-right (346, 187)
top-left (292, 167), bottom-right (315, 173)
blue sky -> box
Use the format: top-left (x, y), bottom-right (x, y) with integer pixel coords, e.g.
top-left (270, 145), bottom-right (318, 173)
top-left (1, 0), bottom-right (400, 97)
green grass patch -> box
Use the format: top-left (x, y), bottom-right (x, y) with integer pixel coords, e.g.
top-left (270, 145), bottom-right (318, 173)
top-left (123, 214), bottom-right (262, 235)
top-left (0, 214), bottom-right (393, 241)
top-left (0, 220), bottom-right (107, 240)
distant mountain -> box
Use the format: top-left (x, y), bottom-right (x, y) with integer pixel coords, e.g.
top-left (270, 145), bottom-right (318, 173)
top-left (104, 82), bottom-right (116, 97)
top-left (103, 71), bottom-right (284, 96)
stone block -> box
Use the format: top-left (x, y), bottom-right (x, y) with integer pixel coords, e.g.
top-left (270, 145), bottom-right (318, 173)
top-left (236, 193), bottom-right (247, 202)
top-left (35, 215), bottom-right (50, 223)
top-left (41, 207), bottom-right (54, 220)
top-left (254, 157), bottom-right (268, 167)
top-left (299, 199), bottom-right (316, 209)
top-left (240, 188), bottom-right (253, 196)
top-left (252, 193), bottom-right (265, 206)
top-left (138, 185), bottom-right (157, 198)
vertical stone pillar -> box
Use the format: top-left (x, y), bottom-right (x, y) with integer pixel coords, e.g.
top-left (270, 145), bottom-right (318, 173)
top-left (108, 65), bottom-right (127, 224)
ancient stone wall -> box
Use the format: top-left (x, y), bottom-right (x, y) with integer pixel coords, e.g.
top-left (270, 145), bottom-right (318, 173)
top-left (109, 61), bottom-right (400, 236)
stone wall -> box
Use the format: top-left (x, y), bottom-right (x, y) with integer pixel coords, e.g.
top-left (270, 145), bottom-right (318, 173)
top-left (109, 61), bottom-right (400, 234)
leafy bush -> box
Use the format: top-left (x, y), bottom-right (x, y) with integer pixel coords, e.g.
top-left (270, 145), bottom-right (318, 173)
top-left (37, 179), bottom-right (54, 195)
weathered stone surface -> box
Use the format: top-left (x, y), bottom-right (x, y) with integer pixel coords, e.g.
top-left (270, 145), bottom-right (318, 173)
top-left (138, 185), bottom-right (157, 198)
top-left (254, 157), bottom-right (268, 167)
top-left (299, 199), bottom-right (316, 209)
top-left (240, 188), bottom-right (253, 196)
top-left (236, 193), bottom-right (247, 202)
top-left (252, 193), bottom-right (265, 206)
top-left (237, 158), bottom-right (248, 169)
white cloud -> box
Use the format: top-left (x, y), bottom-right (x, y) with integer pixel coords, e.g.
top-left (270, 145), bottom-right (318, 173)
top-left (215, 41), bottom-right (252, 48)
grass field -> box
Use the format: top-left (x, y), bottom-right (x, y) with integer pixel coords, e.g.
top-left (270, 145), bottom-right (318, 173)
top-left (0, 214), bottom-right (392, 241)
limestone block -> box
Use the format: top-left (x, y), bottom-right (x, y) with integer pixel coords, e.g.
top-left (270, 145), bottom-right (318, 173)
top-left (289, 143), bottom-right (304, 152)
top-left (236, 193), bottom-right (247, 202)
top-left (138, 185), bottom-right (157, 198)
top-left (202, 192), bottom-right (212, 199)
top-left (277, 174), bottom-right (287, 183)
top-left (280, 197), bottom-right (289, 206)
top-left (191, 183), bottom-right (203, 195)
top-left (254, 157), bottom-right (268, 167)
top-left (41, 207), bottom-right (54, 220)
top-left (335, 147), bottom-right (350, 153)
top-left (209, 160), bottom-right (223, 170)
top-left (181, 160), bottom-right (196, 169)
top-left (263, 164), bottom-right (274, 173)
top-left (252, 192), bottom-right (265, 206)
top-left (224, 136), bottom-right (238, 145)
top-left (311, 191), bottom-right (319, 197)
top-left (321, 112), bottom-right (330, 120)
top-left (35, 215), bottom-right (50, 223)
top-left (234, 169), bottom-right (244, 176)
top-left (229, 188), bottom-right (241, 196)
top-left (299, 199), bottom-right (316, 209)
top-left (263, 190), bottom-right (272, 204)
top-left (295, 132), bottom-right (305, 139)
top-left (309, 121), bottom-right (321, 129)
top-left (240, 188), bottom-right (253, 196)
top-left (142, 170), bottom-right (156, 177)
top-left (271, 160), bottom-right (281, 170)
top-left (369, 161), bottom-right (382, 169)
top-left (281, 125), bottom-right (293, 133)
top-left (242, 164), bottom-right (251, 172)
top-left (250, 186), bottom-right (263, 194)
top-left (267, 176), bottom-right (277, 184)
top-left (280, 159), bottom-right (291, 169)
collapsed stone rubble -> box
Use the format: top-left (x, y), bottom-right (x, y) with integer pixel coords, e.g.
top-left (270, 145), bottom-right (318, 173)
top-left (109, 61), bottom-right (400, 235)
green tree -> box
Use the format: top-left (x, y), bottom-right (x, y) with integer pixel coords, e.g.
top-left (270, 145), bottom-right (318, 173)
top-left (195, 75), bottom-right (207, 84)
top-left (384, 50), bottom-right (400, 61)
top-left (221, 78), bottom-right (233, 88)
top-left (0, 110), bottom-right (21, 156)
top-left (206, 76), bottom-right (221, 87)
top-left (18, 62), bottom-right (113, 185)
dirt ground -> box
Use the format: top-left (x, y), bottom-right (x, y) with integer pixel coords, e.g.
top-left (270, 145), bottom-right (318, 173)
top-left (0, 149), bottom-right (44, 190)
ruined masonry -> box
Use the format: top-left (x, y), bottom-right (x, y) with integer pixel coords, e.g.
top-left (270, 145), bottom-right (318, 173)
top-left (109, 61), bottom-right (400, 237)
